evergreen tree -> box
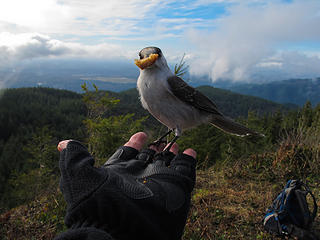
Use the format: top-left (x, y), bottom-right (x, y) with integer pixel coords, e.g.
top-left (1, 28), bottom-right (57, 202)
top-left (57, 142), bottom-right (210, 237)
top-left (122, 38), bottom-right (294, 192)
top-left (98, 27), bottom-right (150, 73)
top-left (6, 127), bottom-right (59, 208)
top-left (81, 83), bottom-right (146, 165)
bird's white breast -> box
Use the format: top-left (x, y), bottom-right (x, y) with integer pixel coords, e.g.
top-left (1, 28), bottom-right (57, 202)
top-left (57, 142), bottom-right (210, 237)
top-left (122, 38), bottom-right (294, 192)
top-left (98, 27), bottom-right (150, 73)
top-left (137, 68), bottom-right (172, 118)
top-left (137, 68), bottom-right (208, 131)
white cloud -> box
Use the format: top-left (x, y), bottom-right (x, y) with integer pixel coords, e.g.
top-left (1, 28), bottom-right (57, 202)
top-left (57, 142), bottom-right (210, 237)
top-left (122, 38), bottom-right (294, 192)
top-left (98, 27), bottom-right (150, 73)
top-left (256, 61), bottom-right (282, 68)
top-left (0, 32), bottom-right (130, 67)
top-left (0, 0), bottom-right (171, 37)
top-left (0, 0), bottom-right (69, 31)
top-left (0, 32), bottom-right (70, 59)
top-left (187, 0), bottom-right (320, 82)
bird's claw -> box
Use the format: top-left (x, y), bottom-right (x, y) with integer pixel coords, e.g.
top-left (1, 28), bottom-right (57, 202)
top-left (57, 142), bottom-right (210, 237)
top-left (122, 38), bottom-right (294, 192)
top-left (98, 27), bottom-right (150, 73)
top-left (148, 139), bottom-right (167, 147)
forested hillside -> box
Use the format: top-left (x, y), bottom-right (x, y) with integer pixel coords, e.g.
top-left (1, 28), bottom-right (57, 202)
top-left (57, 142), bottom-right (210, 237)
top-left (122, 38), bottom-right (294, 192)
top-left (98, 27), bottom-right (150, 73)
top-left (1, 86), bottom-right (319, 239)
top-left (0, 88), bottom-right (86, 210)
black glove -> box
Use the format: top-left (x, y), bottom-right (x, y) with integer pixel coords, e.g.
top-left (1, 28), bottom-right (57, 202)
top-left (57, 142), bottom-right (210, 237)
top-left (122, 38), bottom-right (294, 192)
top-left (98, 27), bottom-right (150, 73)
top-left (55, 133), bottom-right (196, 240)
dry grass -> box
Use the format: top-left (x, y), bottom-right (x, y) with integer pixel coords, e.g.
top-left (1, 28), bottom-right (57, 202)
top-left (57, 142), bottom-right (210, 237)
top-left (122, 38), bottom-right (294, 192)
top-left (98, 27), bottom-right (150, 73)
top-left (183, 167), bottom-right (320, 240)
top-left (0, 190), bottom-right (66, 240)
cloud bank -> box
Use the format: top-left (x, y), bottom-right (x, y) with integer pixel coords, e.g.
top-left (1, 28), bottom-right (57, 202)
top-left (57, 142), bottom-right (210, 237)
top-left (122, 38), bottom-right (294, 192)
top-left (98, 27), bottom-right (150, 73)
top-left (188, 0), bottom-right (320, 82)
top-left (0, 32), bottom-right (130, 66)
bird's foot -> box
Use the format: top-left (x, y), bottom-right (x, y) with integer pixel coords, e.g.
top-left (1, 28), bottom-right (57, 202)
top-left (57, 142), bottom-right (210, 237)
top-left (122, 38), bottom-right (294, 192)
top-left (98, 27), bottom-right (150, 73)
top-left (148, 139), bottom-right (167, 148)
top-left (148, 130), bottom-right (173, 148)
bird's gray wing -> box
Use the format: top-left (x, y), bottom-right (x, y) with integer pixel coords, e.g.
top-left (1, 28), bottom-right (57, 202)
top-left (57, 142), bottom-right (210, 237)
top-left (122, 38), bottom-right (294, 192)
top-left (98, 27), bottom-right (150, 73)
top-left (167, 75), bottom-right (223, 116)
top-left (167, 76), bottom-right (263, 137)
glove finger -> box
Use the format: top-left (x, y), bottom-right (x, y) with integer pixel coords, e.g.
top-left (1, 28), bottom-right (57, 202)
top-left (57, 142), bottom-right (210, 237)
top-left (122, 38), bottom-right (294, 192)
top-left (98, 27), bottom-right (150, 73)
top-left (157, 142), bottom-right (178, 166)
top-left (135, 148), bottom-right (157, 164)
top-left (153, 151), bottom-right (176, 167)
top-left (104, 146), bottom-right (139, 166)
top-left (104, 132), bottom-right (147, 166)
top-left (170, 153), bottom-right (197, 181)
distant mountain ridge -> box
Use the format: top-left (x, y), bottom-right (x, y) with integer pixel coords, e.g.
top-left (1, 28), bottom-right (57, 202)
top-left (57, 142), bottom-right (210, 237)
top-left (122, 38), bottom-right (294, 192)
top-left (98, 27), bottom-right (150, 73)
top-left (1, 58), bottom-right (319, 106)
top-left (109, 86), bottom-right (296, 121)
top-left (223, 78), bottom-right (320, 106)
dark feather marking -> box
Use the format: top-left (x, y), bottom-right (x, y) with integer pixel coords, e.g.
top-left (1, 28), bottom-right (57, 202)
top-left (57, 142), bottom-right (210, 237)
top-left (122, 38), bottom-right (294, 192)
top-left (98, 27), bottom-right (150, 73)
top-left (167, 76), bottom-right (222, 116)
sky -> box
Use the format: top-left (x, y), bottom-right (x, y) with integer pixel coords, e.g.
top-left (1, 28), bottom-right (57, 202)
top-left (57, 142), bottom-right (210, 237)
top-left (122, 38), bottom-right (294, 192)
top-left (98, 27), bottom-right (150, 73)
top-left (1, 0), bottom-right (320, 83)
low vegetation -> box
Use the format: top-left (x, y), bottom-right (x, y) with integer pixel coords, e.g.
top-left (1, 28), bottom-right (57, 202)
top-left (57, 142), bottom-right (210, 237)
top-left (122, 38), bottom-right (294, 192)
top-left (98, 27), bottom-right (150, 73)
top-left (0, 86), bottom-right (319, 239)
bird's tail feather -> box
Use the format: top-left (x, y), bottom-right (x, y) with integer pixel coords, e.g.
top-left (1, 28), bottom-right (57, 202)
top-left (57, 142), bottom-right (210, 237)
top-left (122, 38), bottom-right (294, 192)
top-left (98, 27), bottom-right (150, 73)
top-left (210, 115), bottom-right (263, 137)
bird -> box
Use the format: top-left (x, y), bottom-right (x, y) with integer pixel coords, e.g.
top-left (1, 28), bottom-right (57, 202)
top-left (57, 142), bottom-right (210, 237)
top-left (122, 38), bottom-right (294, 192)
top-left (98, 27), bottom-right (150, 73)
top-left (134, 46), bottom-right (262, 150)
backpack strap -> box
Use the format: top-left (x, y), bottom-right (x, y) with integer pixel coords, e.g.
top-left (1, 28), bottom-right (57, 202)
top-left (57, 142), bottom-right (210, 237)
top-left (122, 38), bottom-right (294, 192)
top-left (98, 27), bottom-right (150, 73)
top-left (302, 182), bottom-right (318, 224)
top-left (288, 181), bottom-right (318, 228)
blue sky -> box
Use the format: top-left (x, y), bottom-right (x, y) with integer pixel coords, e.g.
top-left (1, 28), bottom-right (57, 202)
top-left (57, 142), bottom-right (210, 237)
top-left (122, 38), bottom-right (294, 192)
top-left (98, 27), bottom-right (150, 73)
top-left (1, 0), bottom-right (320, 83)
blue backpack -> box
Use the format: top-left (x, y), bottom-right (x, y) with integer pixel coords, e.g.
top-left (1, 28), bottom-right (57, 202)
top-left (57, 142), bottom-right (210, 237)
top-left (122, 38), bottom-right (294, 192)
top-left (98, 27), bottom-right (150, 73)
top-left (263, 179), bottom-right (318, 239)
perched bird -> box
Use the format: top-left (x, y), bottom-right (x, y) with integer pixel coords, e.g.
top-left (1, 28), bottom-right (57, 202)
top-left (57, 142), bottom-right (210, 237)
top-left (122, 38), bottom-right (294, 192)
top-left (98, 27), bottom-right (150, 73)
top-left (135, 46), bottom-right (262, 149)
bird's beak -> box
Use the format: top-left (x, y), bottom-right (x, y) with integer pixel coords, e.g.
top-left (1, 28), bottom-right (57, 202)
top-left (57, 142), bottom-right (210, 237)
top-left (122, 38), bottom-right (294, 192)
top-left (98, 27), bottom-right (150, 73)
top-left (134, 53), bottom-right (159, 70)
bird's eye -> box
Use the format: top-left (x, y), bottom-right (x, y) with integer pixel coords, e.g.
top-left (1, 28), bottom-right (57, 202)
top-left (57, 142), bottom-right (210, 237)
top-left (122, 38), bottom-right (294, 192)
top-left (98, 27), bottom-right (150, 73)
top-left (139, 53), bottom-right (143, 60)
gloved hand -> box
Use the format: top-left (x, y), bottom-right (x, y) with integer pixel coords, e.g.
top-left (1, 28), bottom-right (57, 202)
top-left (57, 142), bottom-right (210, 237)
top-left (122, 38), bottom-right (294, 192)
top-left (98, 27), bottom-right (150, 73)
top-left (55, 132), bottom-right (196, 240)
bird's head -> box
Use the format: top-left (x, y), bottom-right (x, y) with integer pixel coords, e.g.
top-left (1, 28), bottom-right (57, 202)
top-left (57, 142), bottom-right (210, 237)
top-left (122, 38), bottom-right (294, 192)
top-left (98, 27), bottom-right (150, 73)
top-left (135, 46), bottom-right (168, 70)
